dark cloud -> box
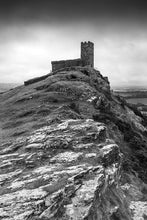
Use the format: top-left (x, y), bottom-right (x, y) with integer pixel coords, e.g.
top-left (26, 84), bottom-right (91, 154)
top-left (0, 0), bottom-right (147, 25)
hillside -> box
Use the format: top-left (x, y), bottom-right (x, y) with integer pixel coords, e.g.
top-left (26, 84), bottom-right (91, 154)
top-left (0, 66), bottom-right (147, 220)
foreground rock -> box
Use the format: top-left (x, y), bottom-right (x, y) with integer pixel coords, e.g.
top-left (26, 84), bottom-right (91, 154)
top-left (0, 119), bottom-right (129, 220)
top-left (0, 67), bottom-right (147, 219)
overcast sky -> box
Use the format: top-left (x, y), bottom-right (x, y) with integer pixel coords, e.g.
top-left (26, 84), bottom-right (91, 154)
top-left (0, 0), bottom-right (147, 88)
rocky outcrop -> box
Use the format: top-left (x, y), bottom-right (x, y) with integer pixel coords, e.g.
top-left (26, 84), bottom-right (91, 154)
top-left (0, 119), bottom-right (130, 220)
top-left (0, 66), bottom-right (147, 219)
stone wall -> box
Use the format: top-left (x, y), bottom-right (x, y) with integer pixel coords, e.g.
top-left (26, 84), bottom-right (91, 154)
top-left (24, 74), bottom-right (49, 86)
top-left (51, 58), bottom-right (84, 72)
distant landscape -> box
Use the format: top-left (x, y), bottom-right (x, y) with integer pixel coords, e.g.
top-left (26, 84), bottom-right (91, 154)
top-left (0, 83), bottom-right (20, 93)
top-left (114, 86), bottom-right (147, 114)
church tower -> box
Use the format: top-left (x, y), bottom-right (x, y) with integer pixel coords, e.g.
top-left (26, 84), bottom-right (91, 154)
top-left (81, 41), bottom-right (94, 67)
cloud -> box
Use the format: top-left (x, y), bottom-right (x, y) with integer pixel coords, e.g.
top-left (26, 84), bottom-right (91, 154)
top-left (0, 0), bottom-right (147, 26)
top-left (0, 0), bottom-right (147, 87)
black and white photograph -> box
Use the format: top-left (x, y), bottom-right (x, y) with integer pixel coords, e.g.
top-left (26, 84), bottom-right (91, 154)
top-left (0, 0), bottom-right (147, 219)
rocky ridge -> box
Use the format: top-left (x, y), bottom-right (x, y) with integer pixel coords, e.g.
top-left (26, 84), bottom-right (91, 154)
top-left (0, 67), bottom-right (147, 219)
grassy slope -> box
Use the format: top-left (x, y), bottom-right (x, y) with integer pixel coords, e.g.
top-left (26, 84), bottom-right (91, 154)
top-left (0, 81), bottom-right (57, 144)
top-left (0, 68), bottom-right (105, 145)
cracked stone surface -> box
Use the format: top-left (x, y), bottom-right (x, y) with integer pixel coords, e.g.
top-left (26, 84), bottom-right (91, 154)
top-left (0, 119), bottom-right (129, 220)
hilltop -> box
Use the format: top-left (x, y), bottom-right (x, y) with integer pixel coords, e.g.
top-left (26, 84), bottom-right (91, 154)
top-left (0, 66), bottom-right (147, 220)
